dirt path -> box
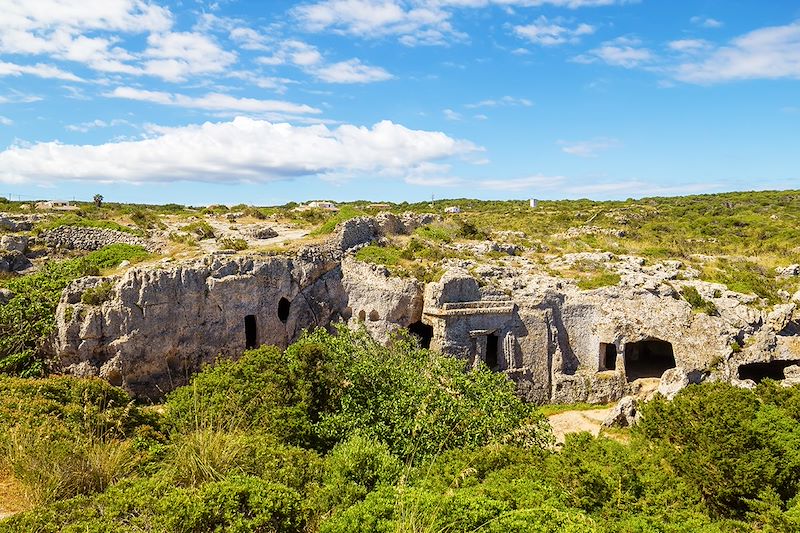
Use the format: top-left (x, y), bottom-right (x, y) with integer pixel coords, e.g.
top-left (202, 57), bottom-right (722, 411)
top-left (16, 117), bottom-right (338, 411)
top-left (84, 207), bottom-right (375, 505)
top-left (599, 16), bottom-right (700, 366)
top-left (547, 408), bottom-right (613, 444)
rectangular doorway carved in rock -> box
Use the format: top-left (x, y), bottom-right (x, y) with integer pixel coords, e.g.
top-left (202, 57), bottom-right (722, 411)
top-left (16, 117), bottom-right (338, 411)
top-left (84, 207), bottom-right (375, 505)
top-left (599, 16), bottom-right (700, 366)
top-left (486, 333), bottom-right (499, 370)
top-left (600, 343), bottom-right (617, 371)
top-left (245, 315), bottom-right (257, 349)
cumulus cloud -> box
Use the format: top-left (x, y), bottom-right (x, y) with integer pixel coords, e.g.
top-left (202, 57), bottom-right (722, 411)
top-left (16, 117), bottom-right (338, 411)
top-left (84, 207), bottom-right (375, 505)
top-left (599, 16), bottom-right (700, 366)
top-left (691, 16), bottom-right (723, 29)
top-left (0, 116), bottom-right (12, 126)
top-left (559, 137), bottom-right (622, 157)
top-left (668, 39), bottom-right (711, 53)
top-left (313, 58), bottom-right (393, 83)
top-left (0, 0), bottom-right (172, 75)
top-left (673, 21), bottom-right (800, 84)
top-left (294, 0), bottom-right (624, 46)
top-left (106, 87), bottom-right (321, 116)
top-left (0, 60), bottom-right (83, 81)
top-left (0, 117), bottom-right (479, 184)
top-left (143, 31), bottom-right (236, 82)
top-left (573, 36), bottom-right (653, 68)
top-left (514, 16), bottom-right (594, 46)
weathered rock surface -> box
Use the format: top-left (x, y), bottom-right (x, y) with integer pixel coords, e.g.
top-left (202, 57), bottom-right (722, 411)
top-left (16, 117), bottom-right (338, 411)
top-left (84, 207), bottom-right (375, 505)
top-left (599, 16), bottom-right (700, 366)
top-left (1, 235), bottom-right (28, 253)
top-left (602, 396), bottom-right (638, 428)
top-left (51, 217), bottom-right (800, 404)
top-left (41, 226), bottom-right (152, 251)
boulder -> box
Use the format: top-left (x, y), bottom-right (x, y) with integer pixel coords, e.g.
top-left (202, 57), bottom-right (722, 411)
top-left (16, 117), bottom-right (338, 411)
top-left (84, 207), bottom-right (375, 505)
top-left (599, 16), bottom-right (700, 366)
top-left (602, 396), bottom-right (638, 428)
top-left (249, 226), bottom-right (278, 239)
top-left (0, 235), bottom-right (28, 253)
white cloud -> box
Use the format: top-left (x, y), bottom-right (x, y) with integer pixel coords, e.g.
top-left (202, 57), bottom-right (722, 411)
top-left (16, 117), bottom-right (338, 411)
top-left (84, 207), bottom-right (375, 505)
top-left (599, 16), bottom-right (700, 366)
top-left (294, 0), bottom-right (628, 46)
top-left (574, 36), bottom-right (653, 68)
top-left (143, 31), bottom-right (236, 82)
top-left (691, 16), bottom-right (723, 29)
top-left (313, 59), bottom-right (393, 83)
top-left (106, 87), bottom-right (321, 115)
top-left (66, 119), bottom-right (130, 132)
top-left (0, 117), bottom-right (479, 184)
top-left (479, 174), bottom-right (566, 191)
top-left (0, 60), bottom-right (83, 81)
top-left (0, 116), bottom-right (12, 126)
top-left (674, 21), bottom-right (800, 84)
top-left (514, 16), bottom-right (594, 46)
top-left (465, 95), bottom-right (533, 108)
top-left (443, 108), bottom-right (462, 120)
top-left (0, 0), bottom-right (172, 75)
top-left (668, 39), bottom-right (710, 53)
top-left (559, 137), bottom-right (621, 157)
top-left (228, 27), bottom-right (269, 51)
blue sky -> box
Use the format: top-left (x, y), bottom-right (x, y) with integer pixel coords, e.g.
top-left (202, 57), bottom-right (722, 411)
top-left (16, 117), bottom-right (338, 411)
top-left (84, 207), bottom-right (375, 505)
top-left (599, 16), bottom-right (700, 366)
top-left (0, 0), bottom-right (798, 206)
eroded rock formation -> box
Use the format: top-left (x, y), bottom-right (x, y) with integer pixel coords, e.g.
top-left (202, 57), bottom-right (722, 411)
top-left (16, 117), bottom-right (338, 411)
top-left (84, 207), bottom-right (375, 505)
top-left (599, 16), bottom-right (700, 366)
top-left (52, 214), bottom-right (800, 403)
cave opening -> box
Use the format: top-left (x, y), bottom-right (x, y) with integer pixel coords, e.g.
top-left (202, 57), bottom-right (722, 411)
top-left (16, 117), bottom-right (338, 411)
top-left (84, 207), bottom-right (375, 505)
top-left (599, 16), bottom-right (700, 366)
top-left (600, 343), bottom-right (617, 371)
top-left (245, 315), bottom-right (257, 349)
top-left (624, 339), bottom-right (676, 381)
top-left (408, 321), bottom-right (433, 349)
top-left (738, 360), bottom-right (800, 383)
top-left (278, 297), bottom-right (290, 323)
top-left (485, 333), bottom-right (499, 370)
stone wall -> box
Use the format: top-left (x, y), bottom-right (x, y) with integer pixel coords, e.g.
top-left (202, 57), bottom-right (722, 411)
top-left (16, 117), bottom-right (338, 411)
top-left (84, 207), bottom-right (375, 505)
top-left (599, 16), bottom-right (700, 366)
top-left (41, 226), bottom-right (152, 251)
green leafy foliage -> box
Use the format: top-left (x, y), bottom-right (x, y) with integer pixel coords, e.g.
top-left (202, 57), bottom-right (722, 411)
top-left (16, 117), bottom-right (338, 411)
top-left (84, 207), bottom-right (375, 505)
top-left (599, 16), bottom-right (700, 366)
top-left (681, 285), bottom-right (719, 315)
top-left (218, 237), bottom-right (248, 250)
top-left (180, 220), bottom-right (215, 239)
top-left (576, 271), bottom-right (621, 290)
top-left (35, 213), bottom-right (143, 236)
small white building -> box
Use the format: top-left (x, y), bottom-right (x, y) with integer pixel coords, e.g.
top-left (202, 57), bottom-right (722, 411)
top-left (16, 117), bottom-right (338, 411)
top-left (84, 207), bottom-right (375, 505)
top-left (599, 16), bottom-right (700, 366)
top-left (35, 200), bottom-right (79, 211)
top-left (294, 200), bottom-right (339, 212)
top-left (444, 206), bottom-right (461, 214)
top-left (529, 199), bottom-right (539, 208)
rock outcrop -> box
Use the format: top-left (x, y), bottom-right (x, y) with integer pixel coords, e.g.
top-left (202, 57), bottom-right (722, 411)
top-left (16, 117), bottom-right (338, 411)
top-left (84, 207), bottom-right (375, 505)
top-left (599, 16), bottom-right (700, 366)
top-left (52, 218), bottom-right (800, 404)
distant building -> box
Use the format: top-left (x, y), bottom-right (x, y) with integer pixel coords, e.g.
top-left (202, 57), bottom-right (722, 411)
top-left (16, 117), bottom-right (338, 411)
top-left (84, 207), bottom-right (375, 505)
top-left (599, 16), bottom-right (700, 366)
top-left (444, 206), bottom-right (461, 214)
top-left (35, 200), bottom-right (79, 211)
top-left (293, 200), bottom-right (339, 212)
top-left (529, 199), bottom-right (539, 208)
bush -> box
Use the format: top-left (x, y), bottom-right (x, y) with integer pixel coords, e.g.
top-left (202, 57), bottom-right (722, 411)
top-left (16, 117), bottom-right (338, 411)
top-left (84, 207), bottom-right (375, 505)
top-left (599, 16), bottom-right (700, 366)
top-left (80, 281), bottom-right (113, 305)
top-left (181, 221), bottom-right (215, 239)
top-left (218, 237), bottom-right (248, 251)
top-left (576, 271), bottom-right (621, 290)
top-left (681, 286), bottom-right (718, 315)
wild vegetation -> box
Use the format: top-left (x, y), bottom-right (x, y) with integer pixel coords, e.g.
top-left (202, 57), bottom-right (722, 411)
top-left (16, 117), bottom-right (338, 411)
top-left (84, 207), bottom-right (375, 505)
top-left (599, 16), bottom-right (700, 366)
top-left (1, 328), bottom-right (800, 531)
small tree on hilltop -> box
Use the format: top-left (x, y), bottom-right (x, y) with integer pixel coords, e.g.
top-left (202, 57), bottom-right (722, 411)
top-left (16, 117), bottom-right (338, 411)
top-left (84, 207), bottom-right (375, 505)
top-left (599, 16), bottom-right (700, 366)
top-left (93, 194), bottom-right (104, 208)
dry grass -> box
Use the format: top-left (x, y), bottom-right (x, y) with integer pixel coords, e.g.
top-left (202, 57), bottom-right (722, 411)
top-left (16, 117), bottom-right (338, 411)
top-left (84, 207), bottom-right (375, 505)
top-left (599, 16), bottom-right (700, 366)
top-left (0, 469), bottom-right (34, 517)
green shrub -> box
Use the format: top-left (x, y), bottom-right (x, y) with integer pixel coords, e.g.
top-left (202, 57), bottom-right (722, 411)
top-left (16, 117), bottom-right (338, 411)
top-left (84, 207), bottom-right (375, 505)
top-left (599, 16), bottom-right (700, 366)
top-left (218, 237), bottom-right (248, 251)
top-left (354, 244), bottom-right (401, 266)
top-left (181, 221), bottom-right (215, 239)
top-left (313, 434), bottom-right (402, 513)
top-left (681, 286), bottom-right (719, 315)
top-left (80, 281), bottom-right (113, 305)
top-left (576, 271), bottom-right (621, 290)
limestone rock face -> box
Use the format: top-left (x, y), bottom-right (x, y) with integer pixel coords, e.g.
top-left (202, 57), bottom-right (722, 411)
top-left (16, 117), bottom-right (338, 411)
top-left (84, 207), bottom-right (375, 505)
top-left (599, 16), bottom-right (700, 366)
top-left (603, 396), bottom-right (638, 428)
top-left (51, 216), bottom-right (800, 404)
top-left (341, 258), bottom-right (424, 343)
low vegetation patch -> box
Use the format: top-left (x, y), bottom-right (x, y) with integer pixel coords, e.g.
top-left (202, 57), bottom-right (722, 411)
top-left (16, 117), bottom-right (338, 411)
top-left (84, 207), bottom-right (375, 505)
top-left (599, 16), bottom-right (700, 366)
top-left (217, 237), bottom-right (248, 251)
top-left (35, 214), bottom-right (144, 236)
top-left (180, 221), bottom-right (215, 240)
top-left (681, 285), bottom-right (719, 315)
top-left (576, 271), bottom-right (621, 290)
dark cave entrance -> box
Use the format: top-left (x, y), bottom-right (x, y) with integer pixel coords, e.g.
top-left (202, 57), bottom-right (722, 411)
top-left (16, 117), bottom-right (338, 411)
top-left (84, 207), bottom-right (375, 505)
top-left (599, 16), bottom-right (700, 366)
top-left (624, 339), bottom-right (676, 381)
top-left (245, 315), bottom-right (257, 349)
top-left (738, 360), bottom-right (800, 383)
top-left (408, 321), bottom-right (433, 349)
top-left (278, 297), bottom-right (290, 323)
top-left (600, 343), bottom-right (617, 371)
top-left (485, 333), bottom-right (499, 371)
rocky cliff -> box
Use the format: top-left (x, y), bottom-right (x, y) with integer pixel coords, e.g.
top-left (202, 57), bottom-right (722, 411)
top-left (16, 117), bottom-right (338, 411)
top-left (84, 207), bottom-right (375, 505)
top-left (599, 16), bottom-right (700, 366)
top-left (52, 216), bottom-right (800, 403)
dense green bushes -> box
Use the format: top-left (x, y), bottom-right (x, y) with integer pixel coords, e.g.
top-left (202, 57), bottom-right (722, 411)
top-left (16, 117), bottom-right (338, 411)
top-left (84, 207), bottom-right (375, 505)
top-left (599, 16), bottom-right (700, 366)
top-left (4, 330), bottom-right (800, 531)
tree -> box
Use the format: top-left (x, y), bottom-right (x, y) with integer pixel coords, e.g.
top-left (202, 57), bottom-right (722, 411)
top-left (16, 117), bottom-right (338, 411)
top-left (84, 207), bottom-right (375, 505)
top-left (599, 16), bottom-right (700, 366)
top-left (93, 194), bottom-right (103, 208)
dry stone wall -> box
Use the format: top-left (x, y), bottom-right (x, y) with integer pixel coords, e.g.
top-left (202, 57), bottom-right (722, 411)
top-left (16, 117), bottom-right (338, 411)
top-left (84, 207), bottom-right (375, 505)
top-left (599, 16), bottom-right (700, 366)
top-left (41, 226), bottom-right (152, 251)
